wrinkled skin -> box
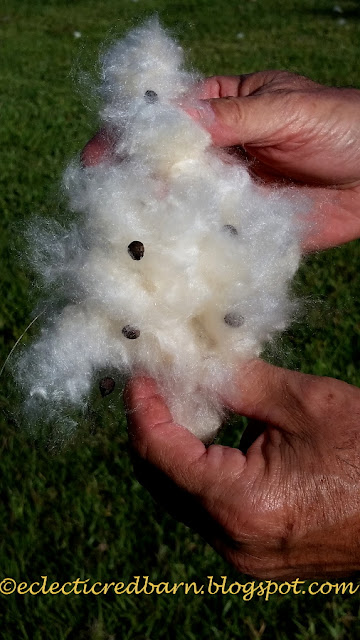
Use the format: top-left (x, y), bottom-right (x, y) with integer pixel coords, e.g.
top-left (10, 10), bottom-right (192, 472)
top-left (125, 363), bottom-right (360, 580)
top-left (194, 72), bottom-right (360, 252)
top-left (83, 71), bottom-right (360, 579)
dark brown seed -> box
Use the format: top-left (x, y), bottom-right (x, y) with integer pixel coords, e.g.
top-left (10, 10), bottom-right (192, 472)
top-left (144, 90), bottom-right (158, 104)
top-left (99, 377), bottom-right (115, 397)
top-left (224, 312), bottom-right (244, 328)
top-left (122, 325), bottom-right (140, 340)
top-left (128, 241), bottom-right (144, 260)
top-left (222, 224), bottom-right (238, 236)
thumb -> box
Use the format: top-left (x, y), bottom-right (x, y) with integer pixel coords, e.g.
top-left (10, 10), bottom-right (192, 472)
top-left (198, 94), bottom-right (285, 147)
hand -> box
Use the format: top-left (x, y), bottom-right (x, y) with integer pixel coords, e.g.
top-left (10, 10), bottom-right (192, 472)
top-left (125, 363), bottom-right (360, 580)
top-left (194, 71), bottom-right (360, 251)
top-left (82, 72), bottom-right (360, 251)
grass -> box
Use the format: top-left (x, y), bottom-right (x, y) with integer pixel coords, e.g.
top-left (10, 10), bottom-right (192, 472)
top-left (1, 0), bottom-right (360, 637)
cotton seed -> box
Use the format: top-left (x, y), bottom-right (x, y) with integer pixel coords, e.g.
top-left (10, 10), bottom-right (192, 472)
top-left (144, 90), bottom-right (158, 103)
top-left (99, 376), bottom-right (115, 397)
top-left (224, 312), bottom-right (244, 327)
top-left (122, 325), bottom-right (140, 339)
top-left (128, 241), bottom-right (144, 260)
top-left (223, 224), bottom-right (238, 236)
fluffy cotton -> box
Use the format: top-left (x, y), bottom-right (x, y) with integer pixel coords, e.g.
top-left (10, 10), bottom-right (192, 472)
top-left (16, 18), bottom-right (306, 442)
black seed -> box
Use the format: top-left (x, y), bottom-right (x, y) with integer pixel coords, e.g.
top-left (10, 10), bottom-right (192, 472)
top-left (223, 224), bottom-right (238, 236)
top-left (224, 312), bottom-right (244, 328)
top-left (99, 377), bottom-right (116, 397)
top-left (144, 90), bottom-right (158, 104)
top-left (128, 241), bottom-right (144, 260)
top-left (122, 325), bottom-right (140, 340)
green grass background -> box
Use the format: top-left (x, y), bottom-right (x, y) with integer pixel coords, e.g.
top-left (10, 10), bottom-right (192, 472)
top-left (1, 0), bottom-right (360, 637)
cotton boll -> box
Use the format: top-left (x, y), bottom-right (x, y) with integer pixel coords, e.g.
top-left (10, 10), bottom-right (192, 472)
top-left (15, 19), bottom-right (308, 444)
top-left (17, 304), bottom-right (111, 422)
top-left (101, 17), bottom-right (197, 125)
top-left (120, 104), bottom-right (212, 174)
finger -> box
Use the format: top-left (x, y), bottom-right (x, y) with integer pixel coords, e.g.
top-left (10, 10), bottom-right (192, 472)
top-left (223, 358), bottom-right (319, 436)
top-left (197, 71), bottom-right (282, 100)
top-left (130, 451), bottom-right (220, 538)
top-left (81, 128), bottom-right (115, 167)
top-left (124, 376), bottom-right (246, 496)
top-left (196, 76), bottom-right (243, 99)
top-left (224, 359), bottom-right (360, 438)
top-left (189, 73), bottom-right (293, 148)
top-left (239, 419), bottom-right (268, 454)
top-left (301, 184), bottom-right (360, 252)
top-left (200, 93), bottom-right (291, 147)
top-left (222, 359), bottom-right (301, 421)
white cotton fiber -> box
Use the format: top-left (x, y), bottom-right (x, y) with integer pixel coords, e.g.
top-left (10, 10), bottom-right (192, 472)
top-left (15, 18), bottom-right (306, 442)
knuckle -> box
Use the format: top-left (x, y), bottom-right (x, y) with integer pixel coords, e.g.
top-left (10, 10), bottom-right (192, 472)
top-left (281, 374), bottom-right (340, 433)
top-left (298, 376), bottom-right (353, 423)
top-left (298, 376), bottom-right (333, 412)
top-left (277, 371), bottom-right (360, 443)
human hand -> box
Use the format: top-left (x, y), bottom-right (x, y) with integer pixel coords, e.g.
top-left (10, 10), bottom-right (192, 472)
top-left (125, 363), bottom-right (360, 580)
top-left (195, 71), bottom-right (360, 251)
top-left (82, 74), bottom-right (360, 580)
top-left (82, 72), bottom-right (360, 251)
